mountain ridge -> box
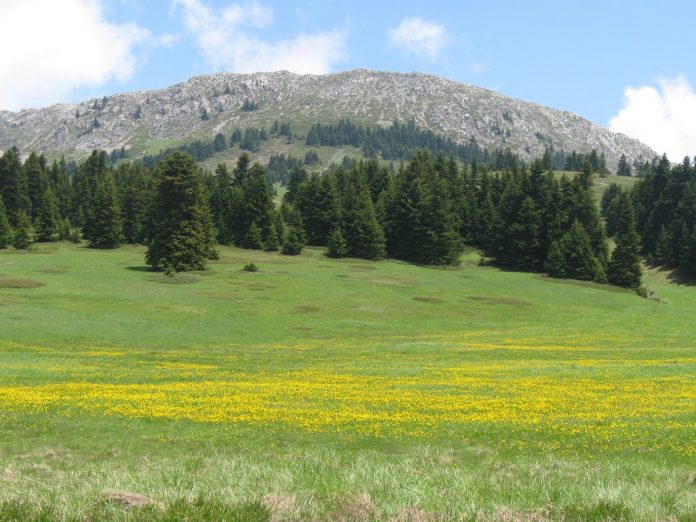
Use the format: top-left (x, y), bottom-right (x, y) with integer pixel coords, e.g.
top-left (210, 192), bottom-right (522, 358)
top-left (0, 69), bottom-right (655, 168)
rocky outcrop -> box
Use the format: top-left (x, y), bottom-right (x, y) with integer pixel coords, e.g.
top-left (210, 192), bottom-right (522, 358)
top-left (0, 69), bottom-right (654, 168)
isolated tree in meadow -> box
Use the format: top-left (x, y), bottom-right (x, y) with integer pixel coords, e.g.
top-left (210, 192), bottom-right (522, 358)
top-left (0, 197), bottom-right (13, 248)
top-left (145, 152), bottom-right (214, 272)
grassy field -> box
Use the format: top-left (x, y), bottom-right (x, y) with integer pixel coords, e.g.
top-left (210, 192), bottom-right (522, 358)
top-left (0, 243), bottom-right (694, 520)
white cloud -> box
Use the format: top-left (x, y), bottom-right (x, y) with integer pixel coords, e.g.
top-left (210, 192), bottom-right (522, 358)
top-left (609, 75), bottom-right (696, 161)
top-left (0, 0), bottom-right (151, 110)
top-left (172, 0), bottom-right (347, 74)
top-left (387, 17), bottom-right (447, 60)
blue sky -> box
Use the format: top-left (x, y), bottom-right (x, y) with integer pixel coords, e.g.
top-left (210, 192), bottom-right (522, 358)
top-left (1, 0), bottom-right (695, 158)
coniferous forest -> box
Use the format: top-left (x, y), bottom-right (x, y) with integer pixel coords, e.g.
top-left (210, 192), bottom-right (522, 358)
top-left (2, 142), bottom-right (695, 290)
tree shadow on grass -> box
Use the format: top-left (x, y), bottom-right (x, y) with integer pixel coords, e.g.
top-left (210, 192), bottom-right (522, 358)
top-left (125, 266), bottom-right (151, 272)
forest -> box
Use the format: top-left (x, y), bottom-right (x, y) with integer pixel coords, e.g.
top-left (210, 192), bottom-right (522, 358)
top-left (0, 144), bottom-right (694, 289)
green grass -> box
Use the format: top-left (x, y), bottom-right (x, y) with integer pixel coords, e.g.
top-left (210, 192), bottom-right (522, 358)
top-left (0, 243), bottom-right (694, 520)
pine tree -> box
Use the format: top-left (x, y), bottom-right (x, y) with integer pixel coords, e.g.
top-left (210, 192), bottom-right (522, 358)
top-left (145, 152), bottom-right (213, 271)
top-left (280, 204), bottom-right (306, 256)
top-left (679, 227), bottom-right (696, 276)
top-left (0, 197), bottom-right (13, 248)
top-left (89, 172), bottom-right (122, 249)
top-left (264, 219), bottom-right (280, 252)
top-left (327, 227), bottom-right (348, 258)
top-left (341, 170), bottom-right (385, 260)
top-left (13, 211), bottom-right (33, 250)
top-left (0, 147), bottom-right (31, 226)
top-left (544, 239), bottom-right (566, 278)
top-left (616, 154), bottom-right (632, 177)
top-left (551, 220), bottom-right (605, 282)
top-left (281, 226), bottom-right (305, 255)
top-left (608, 195), bottom-right (642, 288)
top-left (244, 221), bottom-right (264, 250)
top-left (34, 186), bottom-right (60, 242)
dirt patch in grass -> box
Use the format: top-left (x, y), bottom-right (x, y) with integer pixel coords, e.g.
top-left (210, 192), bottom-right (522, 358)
top-left (413, 295), bottom-right (443, 304)
top-left (486, 508), bottom-right (551, 521)
top-left (146, 273), bottom-right (200, 284)
top-left (34, 267), bottom-right (69, 274)
top-left (348, 264), bottom-right (377, 271)
top-left (194, 291), bottom-right (237, 300)
top-left (331, 492), bottom-right (375, 522)
top-left (290, 305), bottom-right (321, 314)
top-left (371, 277), bottom-right (413, 287)
top-left (293, 326), bottom-right (313, 331)
top-left (466, 296), bottom-right (531, 306)
top-left (0, 296), bottom-right (17, 305)
top-left (247, 282), bottom-right (277, 291)
top-left (0, 278), bottom-right (45, 289)
top-left (263, 493), bottom-right (296, 521)
top-left (103, 491), bottom-right (163, 510)
top-left (392, 507), bottom-right (432, 522)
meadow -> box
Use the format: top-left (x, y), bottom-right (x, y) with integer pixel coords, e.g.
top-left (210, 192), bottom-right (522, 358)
top-left (0, 243), bottom-right (694, 520)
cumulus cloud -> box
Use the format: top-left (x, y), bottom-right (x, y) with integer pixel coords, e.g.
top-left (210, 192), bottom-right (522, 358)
top-left (609, 75), bottom-right (696, 161)
top-left (0, 0), bottom-right (151, 110)
top-left (387, 17), bottom-right (447, 60)
top-left (172, 0), bottom-right (347, 74)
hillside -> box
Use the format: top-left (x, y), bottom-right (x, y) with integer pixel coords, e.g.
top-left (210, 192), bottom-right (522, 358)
top-left (0, 69), bottom-right (654, 168)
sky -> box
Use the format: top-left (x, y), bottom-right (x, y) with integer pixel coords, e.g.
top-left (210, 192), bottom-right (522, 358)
top-left (0, 0), bottom-right (695, 160)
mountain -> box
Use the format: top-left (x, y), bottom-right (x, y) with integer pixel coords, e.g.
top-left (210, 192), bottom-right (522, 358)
top-left (0, 69), bottom-right (654, 168)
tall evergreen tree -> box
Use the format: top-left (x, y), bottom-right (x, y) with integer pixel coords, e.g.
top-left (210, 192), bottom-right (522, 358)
top-left (89, 172), bottom-right (122, 249)
top-left (0, 197), bottom-right (13, 248)
top-left (616, 154), bottom-right (632, 177)
top-left (13, 211), bottom-right (33, 250)
top-left (145, 152), bottom-right (214, 271)
top-left (607, 194), bottom-right (642, 288)
top-left (0, 147), bottom-right (31, 226)
top-left (34, 186), bottom-right (60, 242)
top-left (341, 169), bottom-right (385, 260)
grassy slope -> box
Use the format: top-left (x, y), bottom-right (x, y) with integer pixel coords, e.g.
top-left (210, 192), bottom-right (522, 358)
top-left (0, 244), bottom-right (694, 520)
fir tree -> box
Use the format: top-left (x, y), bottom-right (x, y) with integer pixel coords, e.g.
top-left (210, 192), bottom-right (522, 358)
top-left (264, 219), bottom-right (280, 252)
top-left (327, 227), bottom-right (348, 258)
top-left (280, 204), bottom-right (306, 256)
top-left (341, 170), bottom-right (386, 260)
top-left (89, 172), bottom-right (122, 249)
top-left (607, 200), bottom-right (643, 289)
top-left (145, 152), bottom-right (213, 271)
top-left (616, 154), bottom-right (632, 176)
top-left (0, 197), bottom-right (13, 248)
top-left (34, 186), bottom-right (60, 242)
top-left (0, 147), bottom-right (31, 226)
top-left (244, 221), bottom-right (264, 250)
top-left (560, 220), bottom-right (606, 282)
top-left (13, 211), bottom-right (33, 250)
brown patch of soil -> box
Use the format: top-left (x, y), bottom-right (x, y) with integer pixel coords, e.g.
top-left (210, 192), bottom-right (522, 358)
top-left (103, 491), bottom-right (163, 509)
top-left (466, 296), bottom-right (531, 306)
top-left (413, 295), bottom-right (444, 304)
top-left (263, 493), bottom-right (297, 521)
top-left (392, 507), bottom-right (432, 522)
top-left (0, 278), bottom-right (45, 288)
top-left (331, 492), bottom-right (375, 522)
top-left (290, 305), bottom-right (321, 314)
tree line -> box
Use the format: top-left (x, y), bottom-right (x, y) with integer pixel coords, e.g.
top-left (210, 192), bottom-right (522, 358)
top-left (0, 146), bottom-right (652, 290)
top-left (602, 155), bottom-right (696, 277)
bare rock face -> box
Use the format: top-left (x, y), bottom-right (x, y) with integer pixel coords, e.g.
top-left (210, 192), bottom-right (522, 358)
top-left (0, 69), bottom-right (654, 168)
